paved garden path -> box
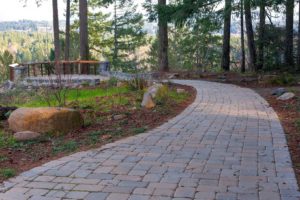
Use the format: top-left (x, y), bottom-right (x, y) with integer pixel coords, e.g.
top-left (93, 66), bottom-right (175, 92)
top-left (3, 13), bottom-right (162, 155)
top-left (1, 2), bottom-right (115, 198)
top-left (1, 80), bottom-right (299, 200)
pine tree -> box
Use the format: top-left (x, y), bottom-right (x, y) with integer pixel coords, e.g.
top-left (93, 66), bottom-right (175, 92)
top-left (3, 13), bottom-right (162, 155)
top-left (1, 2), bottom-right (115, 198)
top-left (110, 0), bottom-right (146, 72)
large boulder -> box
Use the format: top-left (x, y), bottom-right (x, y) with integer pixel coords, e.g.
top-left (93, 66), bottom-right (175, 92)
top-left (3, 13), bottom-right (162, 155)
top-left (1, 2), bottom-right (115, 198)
top-left (8, 107), bottom-right (84, 135)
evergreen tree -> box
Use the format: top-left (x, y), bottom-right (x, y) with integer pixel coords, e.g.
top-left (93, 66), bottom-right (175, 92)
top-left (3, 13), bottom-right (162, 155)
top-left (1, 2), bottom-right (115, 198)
top-left (109, 0), bottom-right (146, 71)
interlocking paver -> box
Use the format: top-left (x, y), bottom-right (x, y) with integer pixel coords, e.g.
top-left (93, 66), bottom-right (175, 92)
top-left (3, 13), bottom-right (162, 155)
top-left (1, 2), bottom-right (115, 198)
top-left (0, 80), bottom-right (299, 200)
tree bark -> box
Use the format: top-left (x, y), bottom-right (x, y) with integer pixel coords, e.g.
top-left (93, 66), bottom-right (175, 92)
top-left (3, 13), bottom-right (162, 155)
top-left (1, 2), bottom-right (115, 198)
top-left (158, 0), bottom-right (169, 72)
top-left (257, 0), bottom-right (265, 70)
top-left (79, 0), bottom-right (89, 74)
top-left (52, 0), bottom-right (61, 74)
top-left (298, 0), bottom-right (300, 69)
top-left (240, 0), bottom-right (246, 73)
top-left (65, 0), bottom-right (71, 73)
top-left (113, 0), bottom-right (118, 62)
top-left (244, 0), bottom-right (257, 71)
top-left (285, 0), bottom-right (294, 67)
top-left (221, 0), bottom-right (232, 71)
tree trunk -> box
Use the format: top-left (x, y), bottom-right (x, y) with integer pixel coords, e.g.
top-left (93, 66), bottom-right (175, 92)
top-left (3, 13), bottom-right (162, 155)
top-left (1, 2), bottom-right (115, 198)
top-left (113, 0), bottom-right (118, 63)
top-left (158, 0), bottom-right (169, 72)
top-left (52, 0), bottom-right (61, 74)
top-left (257, 0), bottom-right (265, 70)
top-left (244, 0), bottom-right (257, 71)
top-left (79, 0), bottom-right (89, 74)
top-left (298, 0), bottom-right (300, 69)
top-left (240, 0), bottom-right (246, 73)
top-left (285, 0), bottom-right (294, 67)
top-left (65, 0), bottom-right (71, 73)
top-left (221, 0), bottom-right (232, 71)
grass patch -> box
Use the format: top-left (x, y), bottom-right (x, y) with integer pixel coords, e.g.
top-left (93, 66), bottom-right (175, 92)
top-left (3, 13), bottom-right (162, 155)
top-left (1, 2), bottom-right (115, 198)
top-left (22, 87), bottom-right (130, 107)
top-left (87, 130), bottom-right (105, 144)
top-left (0, 155), bottom-right (8, 162)
top-left (52, 140), bottom-right (78, 154)
top-left (0, 130), bottom-right (17, 149)
top-left (132, 127), bottom-right (147, 134)
top-left (0, 168), bottom-right (16, 179)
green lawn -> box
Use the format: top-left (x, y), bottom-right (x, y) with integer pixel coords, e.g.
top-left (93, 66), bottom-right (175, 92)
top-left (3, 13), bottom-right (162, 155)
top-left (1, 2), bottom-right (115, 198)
top-left (18, 87), bottom-right (130, 107)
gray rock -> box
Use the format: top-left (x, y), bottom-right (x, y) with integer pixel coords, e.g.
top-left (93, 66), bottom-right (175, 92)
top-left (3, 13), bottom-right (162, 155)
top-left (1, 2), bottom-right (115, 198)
top-left (113, 114), bottom-right (126, 120)
top-left (277, 92), bottom-right (295, 101)
top-left (141, 92), bottom-right (156, 109)
top-left (147, 83), bottom-right (163, 98)
top-left (272, 88), bottom-right (287, 96)
top-left (13, 131), bottom-right (41, 141)
top-left (0, 81), bottom-right (15, 93)
top-left (177, 88), bottom-right (186, 93)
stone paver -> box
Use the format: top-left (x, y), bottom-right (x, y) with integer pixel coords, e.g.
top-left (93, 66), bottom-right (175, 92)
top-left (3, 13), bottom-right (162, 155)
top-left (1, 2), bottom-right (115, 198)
top-left (0, 80), bottom-right (299, 200)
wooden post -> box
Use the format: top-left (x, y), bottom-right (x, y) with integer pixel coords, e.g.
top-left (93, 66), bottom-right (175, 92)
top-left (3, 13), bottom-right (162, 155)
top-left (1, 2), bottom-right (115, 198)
top-left (27, 65), bottom-right (30, 77)
top-left (9, 67), bottom-right (14, 81)
top-left (33, 64), bottom-right (37, 76)
top-left (41, 64), bottom-right (44, 76)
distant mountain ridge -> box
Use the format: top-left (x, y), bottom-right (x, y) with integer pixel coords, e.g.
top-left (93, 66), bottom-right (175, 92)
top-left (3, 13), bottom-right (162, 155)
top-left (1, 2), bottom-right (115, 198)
top-left (0, 20), bottom-right (66, 32)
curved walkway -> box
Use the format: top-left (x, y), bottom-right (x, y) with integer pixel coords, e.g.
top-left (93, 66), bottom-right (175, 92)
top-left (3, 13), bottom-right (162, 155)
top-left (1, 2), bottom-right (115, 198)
top-left (0, 80), bottom-right (299, 200)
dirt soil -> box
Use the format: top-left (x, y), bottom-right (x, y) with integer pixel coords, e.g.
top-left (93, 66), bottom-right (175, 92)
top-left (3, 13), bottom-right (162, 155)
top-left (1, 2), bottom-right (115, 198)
top-left (0, 84), bottom-right (196, 183)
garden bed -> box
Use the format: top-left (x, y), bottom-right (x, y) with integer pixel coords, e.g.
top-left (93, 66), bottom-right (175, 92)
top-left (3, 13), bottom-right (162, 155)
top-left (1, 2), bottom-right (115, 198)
top-left (0, 82), bottom-right (196, 182)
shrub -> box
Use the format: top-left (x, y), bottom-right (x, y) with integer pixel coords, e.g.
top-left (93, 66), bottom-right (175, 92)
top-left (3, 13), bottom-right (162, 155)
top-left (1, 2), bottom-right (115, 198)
top-left (125, 78), bottom-right (148, 91)
top-left (107, 77), bottom-right (118, 87)
top-left (155, 85), bottom-right (171, 105)
top-left (269, 73), bottom-right (297, 86)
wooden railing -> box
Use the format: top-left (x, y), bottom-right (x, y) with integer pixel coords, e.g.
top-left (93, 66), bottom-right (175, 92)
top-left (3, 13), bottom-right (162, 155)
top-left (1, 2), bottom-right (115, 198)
top-left (20, 60), bottom-right (110, 77)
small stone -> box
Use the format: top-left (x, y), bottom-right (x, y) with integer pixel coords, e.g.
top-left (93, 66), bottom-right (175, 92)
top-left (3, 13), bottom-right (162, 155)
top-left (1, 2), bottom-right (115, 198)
top-left (113, 114), bottom-right (126, 120)
top-left (277, 92), bottom-right (295, 101)
top-left (177, 88), bottom-right (185, 93)
top-left (272, 88), bottom-right (287, 96)
top-left (13, 131), bottom-right (41, 141)
top-left (141, 93), bottom-right (156, 109)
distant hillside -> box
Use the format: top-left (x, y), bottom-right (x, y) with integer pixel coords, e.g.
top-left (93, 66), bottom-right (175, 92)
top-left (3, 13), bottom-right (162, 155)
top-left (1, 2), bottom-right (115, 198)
top-left (0, 20), bottom-right (66, 32)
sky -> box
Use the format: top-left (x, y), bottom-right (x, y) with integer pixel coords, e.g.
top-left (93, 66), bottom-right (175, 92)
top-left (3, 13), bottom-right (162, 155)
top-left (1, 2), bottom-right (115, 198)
top-left (0, 0), bottom-right (147, 22)
top-left (0, 0), bottom-right (66, 22)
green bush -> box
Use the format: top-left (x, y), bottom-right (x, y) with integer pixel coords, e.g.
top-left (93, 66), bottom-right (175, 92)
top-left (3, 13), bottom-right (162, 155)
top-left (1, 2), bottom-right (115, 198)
top-left (125, 78), bottom-right (148, 91)
top-left (269, 73), bottom-right (297, 86)
top-left (107, 77), bottom-right (118, 87)
top-left (155, 85), bottom-right (171, 105)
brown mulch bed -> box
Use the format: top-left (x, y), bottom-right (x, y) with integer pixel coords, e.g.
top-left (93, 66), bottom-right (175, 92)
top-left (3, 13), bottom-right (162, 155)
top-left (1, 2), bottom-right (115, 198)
top-left (0, 84), bottom-right (196, 183)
